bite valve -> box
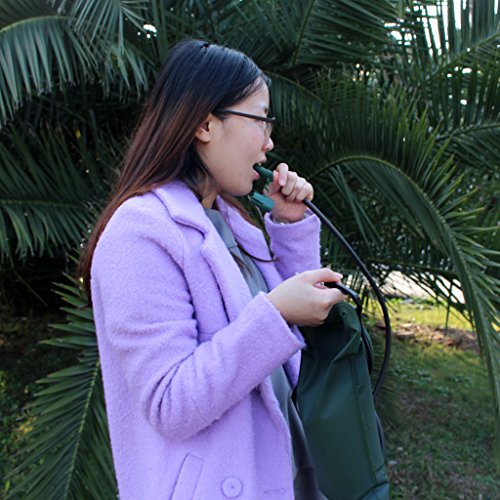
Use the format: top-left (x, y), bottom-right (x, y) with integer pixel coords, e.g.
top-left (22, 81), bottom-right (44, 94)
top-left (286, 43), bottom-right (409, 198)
top-left (250, 165), bottom-right (275, 212)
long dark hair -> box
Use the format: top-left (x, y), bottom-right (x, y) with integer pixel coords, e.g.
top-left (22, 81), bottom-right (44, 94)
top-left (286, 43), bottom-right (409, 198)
top-left (79, 39), bottom-right (270, 297)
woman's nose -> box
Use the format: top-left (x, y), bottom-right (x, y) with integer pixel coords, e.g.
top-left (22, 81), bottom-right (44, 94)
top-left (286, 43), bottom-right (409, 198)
top-left (263, 136), bottom-right (274, 152)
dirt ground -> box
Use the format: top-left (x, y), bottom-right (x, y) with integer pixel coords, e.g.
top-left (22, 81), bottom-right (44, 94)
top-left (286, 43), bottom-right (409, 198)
top-left (389, 322), bottom-right (480, 354)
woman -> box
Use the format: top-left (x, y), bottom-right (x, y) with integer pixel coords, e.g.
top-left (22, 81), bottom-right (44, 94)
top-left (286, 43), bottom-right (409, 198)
top-left (80, 39), bottom-right (344, 499)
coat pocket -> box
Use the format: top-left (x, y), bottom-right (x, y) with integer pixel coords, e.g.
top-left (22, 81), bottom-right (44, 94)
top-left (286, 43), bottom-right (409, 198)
top-left (171, 453), bottom-right (204, 500)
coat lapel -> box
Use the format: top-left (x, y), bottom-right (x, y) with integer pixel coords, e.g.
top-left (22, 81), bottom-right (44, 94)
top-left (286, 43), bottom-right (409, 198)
top-left (153, 181), bottom-right (301, 386)
top-left (153, 182), bottom-right (261, 320)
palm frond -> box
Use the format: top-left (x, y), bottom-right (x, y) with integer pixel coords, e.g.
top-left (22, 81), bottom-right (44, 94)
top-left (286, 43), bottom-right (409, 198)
top-left (289, 0), bottom-right (397, 67)
top-left (99, 38), bottom-right (154, 99)
top-left (212, 0), bottom-right (398, 69)
top-left (66, 0), bottom-right (148, 51)
top-left (392, 1), bottom-right (500, 125)
top-left (0, 1), bottom-right (154, 127)
top-left (0, 12), bottom-right (97, 126)
top-left (395, 0), bottom-right (500, 72)
top-left (434, 0), bottom-right (500, 62)
top-left (0, 125), bottom-right (117, 262)
top-left (6, 281), bottom-right (117, 499)
top-left (0, 0), bottom-right (53, 28)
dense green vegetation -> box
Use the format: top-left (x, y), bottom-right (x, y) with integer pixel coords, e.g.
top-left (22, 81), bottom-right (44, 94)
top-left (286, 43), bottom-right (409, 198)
top-left (0, 0), bottom-right (498, 497)
top-left (0, 308), bottom-right (70, 494)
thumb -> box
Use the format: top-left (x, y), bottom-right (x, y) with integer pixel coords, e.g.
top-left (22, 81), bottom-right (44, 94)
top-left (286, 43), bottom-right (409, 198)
top-left (303, 268), bottom-right (343, 285)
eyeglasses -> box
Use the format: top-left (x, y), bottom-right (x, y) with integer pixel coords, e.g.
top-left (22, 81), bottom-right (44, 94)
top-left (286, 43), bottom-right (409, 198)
top-left (217, 109), bottom-right (275, 141)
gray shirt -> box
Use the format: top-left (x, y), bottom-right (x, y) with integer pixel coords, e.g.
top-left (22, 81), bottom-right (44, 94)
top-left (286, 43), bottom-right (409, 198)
top-left (204, 208), bottom-right (326, 499)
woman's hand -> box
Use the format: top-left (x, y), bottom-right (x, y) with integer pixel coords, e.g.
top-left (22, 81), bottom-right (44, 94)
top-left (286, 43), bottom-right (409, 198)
top-left (267, 268), bottom-right (346, 327)
top-left (265, 163), bottom-right (313, 223)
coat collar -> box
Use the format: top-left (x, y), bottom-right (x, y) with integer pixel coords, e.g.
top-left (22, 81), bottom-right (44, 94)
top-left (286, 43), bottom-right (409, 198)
top-left (153, 181), bottom-right (271, 260)
top-left (152, 181), bottom-right (270, 318)
top-left (153, 180), bottom-right (210, 233)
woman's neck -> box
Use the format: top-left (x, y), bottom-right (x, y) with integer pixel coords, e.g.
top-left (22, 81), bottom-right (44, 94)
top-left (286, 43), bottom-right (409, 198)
top-left (201, 191), bottom-right (219, 209)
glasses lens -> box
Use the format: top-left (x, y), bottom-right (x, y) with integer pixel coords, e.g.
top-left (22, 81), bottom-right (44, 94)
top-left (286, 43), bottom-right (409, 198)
top-left (265, 122), bottom-right (273, 140)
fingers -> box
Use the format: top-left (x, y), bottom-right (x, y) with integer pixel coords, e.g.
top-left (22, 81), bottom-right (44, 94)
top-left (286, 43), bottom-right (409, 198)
top-left (308, 287), bottom-right (346, 326)
top-left (331, 288), bottom-right (347, 304)
top-left (302, 268), bottom-right (343, 285)
top-left (272, 163), bottom-right (313, 202)
top-left (297, 181), bottom-right (314, 202)
top-left (275, 162), bottom-right (289, 187)
top-left (268, 268), bottom-right (346, 326)
top-left (280, 171), bottom-right (299, 197)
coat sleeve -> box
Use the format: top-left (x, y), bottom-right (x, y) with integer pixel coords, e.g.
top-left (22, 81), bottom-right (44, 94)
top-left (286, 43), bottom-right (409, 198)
top-left (91, 200), bottom-right (304, 442)
top-left (264, 210), bottom-right (322, 279)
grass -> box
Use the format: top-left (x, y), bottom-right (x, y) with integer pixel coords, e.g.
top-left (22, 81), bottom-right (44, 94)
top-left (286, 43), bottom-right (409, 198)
top-left (385, 339), bottom-right (498, 498)
top-left (376, 298), bottom-right (500, 499)
top-left (369, 297), bottom-right (473, 331)
top-left (0, 296), bottom-right (499, 499)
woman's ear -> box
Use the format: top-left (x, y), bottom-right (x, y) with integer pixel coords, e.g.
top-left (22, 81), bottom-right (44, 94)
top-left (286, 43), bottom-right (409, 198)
top-left (194, 113), bottom-right (214, 143)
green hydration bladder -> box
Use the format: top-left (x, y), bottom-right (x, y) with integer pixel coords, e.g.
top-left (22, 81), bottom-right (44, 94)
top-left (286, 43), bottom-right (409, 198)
top-left (296, 284), bottom-right (390, 500)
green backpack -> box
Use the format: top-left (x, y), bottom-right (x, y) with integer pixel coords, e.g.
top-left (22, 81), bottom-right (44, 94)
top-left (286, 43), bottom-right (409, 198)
top-left (296, 284), bottom-right (390, 499)
top-left (252, 166), bottom-right (391, 499)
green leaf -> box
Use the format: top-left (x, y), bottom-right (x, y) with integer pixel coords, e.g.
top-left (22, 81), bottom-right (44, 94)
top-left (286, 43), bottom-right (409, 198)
top-left (7, 281), bottom-right (117, 499)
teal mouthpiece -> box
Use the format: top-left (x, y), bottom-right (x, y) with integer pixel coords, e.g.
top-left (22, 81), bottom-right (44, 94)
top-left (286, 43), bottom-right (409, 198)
top-left (250, 165), bottom-right (275, 212)
top-left (254, 165), bottom-right (273, 181)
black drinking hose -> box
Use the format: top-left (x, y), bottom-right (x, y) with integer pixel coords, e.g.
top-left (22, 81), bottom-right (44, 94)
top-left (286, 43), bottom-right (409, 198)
top-left (253, 166), bottom-right (391, 400)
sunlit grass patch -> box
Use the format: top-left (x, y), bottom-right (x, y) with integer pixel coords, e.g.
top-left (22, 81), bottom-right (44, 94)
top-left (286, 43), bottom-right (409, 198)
top-left (368, 297), bottom-right (473, 331)
top-left (385, 330), bottom-right (499, 498)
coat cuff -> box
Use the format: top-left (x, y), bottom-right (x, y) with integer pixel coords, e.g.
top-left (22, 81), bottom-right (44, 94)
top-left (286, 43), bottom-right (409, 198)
top-left (256, 291), bottom-right (306, 347)
top-left (264, 209), bottom-right (321, 277)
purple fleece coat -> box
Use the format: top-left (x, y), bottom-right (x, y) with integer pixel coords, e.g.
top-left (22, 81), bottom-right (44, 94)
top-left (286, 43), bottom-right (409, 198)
top-left (91, 180), bottom-right (321, 499)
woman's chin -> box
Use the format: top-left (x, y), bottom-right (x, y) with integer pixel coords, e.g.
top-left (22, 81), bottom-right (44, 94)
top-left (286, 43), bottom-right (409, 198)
top-left (220, 179), bottom-right (255, 198)
top-left (236, 184), bottom-right (255, 197)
